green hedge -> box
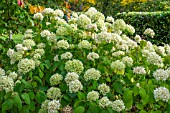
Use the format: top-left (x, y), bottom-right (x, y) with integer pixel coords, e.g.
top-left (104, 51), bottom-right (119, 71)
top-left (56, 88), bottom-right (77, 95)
top-left (115, 11), bottom-right (170, 45)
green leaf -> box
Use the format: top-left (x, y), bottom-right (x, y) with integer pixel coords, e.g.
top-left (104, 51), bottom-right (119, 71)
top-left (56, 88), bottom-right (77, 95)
top-left (39, 69), bottom-right (44, 78)
top-left (74, 106), bottom-right (85, 113)
top-left (133, 86), bottom-right (139, 96)
top-left (139, 88), bottom-right (147, 99)
top-left (28, 91), bottom-right (35, 100)
top-left (44, 60), bottom-right (51, 69)
top-left (36, 91), bottom-right (47, 104)
top-left (33, 76), bottom-right (43, 85)
top-left (139, 110), bottom-right (146, 113)
top-left (19, 105), bottom-right (29, 113)
top-left (13, 94), bottom-right (22, 110)
top-left (2, 99), bottom-right (13, 111)
top-left (112, 81), bottom-right (123, 94)
top-left (28, 101), bottom-right (35, 111)
top-left (78, 92), bottom-right (86, 100)
top-left (21, 93), bottom-right (30, 105)
top-left (136, 103), bottom-right (143, 110)
top-left (21, 79), bottom-right (32, 89)
top-left (123, 89), bottom-right (133, 109)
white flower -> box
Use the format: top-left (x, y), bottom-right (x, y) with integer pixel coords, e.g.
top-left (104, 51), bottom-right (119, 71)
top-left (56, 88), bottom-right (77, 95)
top-left (15, 44), bottom-right (28, 51)
top-left (154, 87), bottom-right (170, 102)
top-left (144, 28), bottom-right (155, 38)
top-left (91, 12), bottom-right (105, 22)
top-left (146, 52), bottom-right (163, 66)
top-left (99, 97), bottom-right (112, 108)
top-left (33, 13), bottom-right (44, 21)
top-left (153, 69), bottom-right (169, 81)
top-left (113, 19), bottom-right (126, 31)
top-left (134, 35), bottom-right (141, 43)
top-left (86, 23), bottom-right (98, 31)
top-left (0, 68), bottom-right (5, 76)
top-left (125, 24), bottom-right (135, 35)
top-left (111, 100), bottom-right (125, 112)
top-left (42, 8), bottom-right (54, 15)
top-left (87, 91), bottom-right (99, 101)
top-left (47, 100), bottom-right (60, 113)
top-left (50, 73), bottom-right (63, 86)
top-left (77, 14), bottom-right (91, 29)
top-left (25, 29), bottom-right (33, 34)
top-left (47, 87), bottom-right (61, 100)
top-left (122, 56), bottom-right (133, 67)
top-left (0, 76), bottom-right (14, 92)
top-left (65, 59), bottom-right (84, 75)
top-left (84, 68), bottom-right (101, 81)
top-left (23, 34), bottom-right (33, 39)
top-left (98, 83), bottom-right (110, 95)
top-left (61, 52), bottom-right (73, 60)
top-left (40, 30), bottom-right (51, 38)
top-left (106, 16), bottom-right (114, 23)
top-left (87, 52), bottom-right (99, 61)
top-left (37, 43), bottom-right (46, 49)
top-left (54, 9), bottom-right (64, 18)
top-left (22, 39), bottom-right (35, 50)
top-left (156, 46), bottom-right (165, 56)
top-left (112, 51), bottom-right (125, 57)
top-left (110, 60), bottom-right (125, 72)
top-left (78, 40), bottom-right (91, 49)
top-left (7, 48), bottom-right (14, 58)
top-left (57, 40), bottom-right (69, 49)
top-left (69, 80), bottom-right (83, 93)
top-left (133, 66), bottom-right (146, 75)
top-left (18, 58), bottom-right (35, 74)
top-left (54, 54), bottom-right (59, 62)
top-left (8, 72), bottom-right (18, 80)
top-left (65, 72), bottom-right (79, 85)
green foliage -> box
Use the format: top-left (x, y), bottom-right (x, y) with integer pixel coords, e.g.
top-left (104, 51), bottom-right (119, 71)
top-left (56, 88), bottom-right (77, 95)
top-left (115, 11), bottom-right (170, 45)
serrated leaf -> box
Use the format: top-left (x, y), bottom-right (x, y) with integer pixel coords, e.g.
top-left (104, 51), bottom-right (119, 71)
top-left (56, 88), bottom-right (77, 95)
top-left (33, 76), bottom-right (43, 85)
top-left (2, 99), bottom-right (13, 111)
top-left (21, 93), bottom-right (30, 105)
top-left (21, 79), bottom-right (32, 89)
top-left (74, 106), bottom-right (85, 113)
top-left (13, 94), bottom-right (22, 110)
top-left (123, 89), bottom-right (133, 109)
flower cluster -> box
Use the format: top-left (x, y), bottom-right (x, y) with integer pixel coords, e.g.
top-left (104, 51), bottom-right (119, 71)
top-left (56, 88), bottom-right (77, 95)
top-left (65, 59), bottom-right (84, 75)
top-left (98, 83), bottom-right (110, 95)
top-left (125, 24), bottom-right (135, 35)
top-left (8, 72), bottom-right (18, 80)
top-left (61, 52), bottom-right (73, 60)
top-left (110, 60), bottom-right (125, 73)
top-left (0, 76), bottom-right (14, 92)
top-left (40, 30), bottom-right (51, 38)
top-left (47, 100), bottom-right (61, 113)
top-left (78, 40), bottom-right (92, 49)
top-left (87, 90), bottom-right (99, 101)
top-left (99, 97), bottom-right (112, 108)
top-left (0, 68), bottom-right (5, 76)
top-left (133, 66), bottom-right (146, 75)
top-left (42, 8), bottom-right (54, 15)
top-left (77, 14), bottom-right (91, 29)
top-left (22, 39), bottom-right (35, 50)
top-left (153, 69), bottom-right (169, 81)
top-left (68, 79), bottom-right (83, 93)
top-left (111, 100), bottom-right (125, 112)
top-left (154, 87), bottom-right (170, 102)
top-left (50, 73), bottom-right (63, 86)
top-left (57, 40), bottom-right (69, 49)
top-left (144, 28), bottom-right (155, 38)
top-left (33, 13), bottom-right (44, 21)
top-left (122, 56), bottom-right (133, 67)
top-left (64, 72), bottom-right (79, 85)
top-left (87, 52), bottom-right (99, 61)
top-left (18, 58), bottom-right (35, 74)
top-left (84, 68), bottom-right (101, 81)
top-left (47, 87), bottom-right (61, 100)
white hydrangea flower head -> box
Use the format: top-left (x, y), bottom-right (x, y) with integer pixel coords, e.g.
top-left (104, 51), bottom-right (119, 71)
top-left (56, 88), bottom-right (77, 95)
top-left (10, 52), bottom-right (23, 64)
top-left (34, 49), bottom-right (45, 56)
top-left (37, 43), bottom-right (46, 49)
top-left (87, 52), bottom-right (99, 61)
top-left (99, 97), bottom-right (112, 108)
top-left (91, 12), bottom-right (105, 22)
top-left (48, 32), bottom-right (57, 42)
top-left (47, 87), bottom-right (61, 100)
top-left (111, 47), bottom-right (116, 52)
top-left (77, 14), bottom-right (91, 29)
top-left (23, 34), bottom-right (33, 39)
top-left (95, 32), bottom-right (113, 43)
top-left (134, 35), bottom-right (141, 43)
top-left (98, 83), bottom-right (110, 95)
top-left (7, 48), bottom-right (14, 58)
top-left (85, 7), bottom-right (98, 19)
top-left (42, 8), bottom-right (54, 15)
top-left (18, 58), bottom-right (35, 74)
top-left (84, 68), bottom-right (101, 81)
top-left (54, 54), bottom-right (59, 62)
top-left (0, 76), bottom-right (14, 92)
top-left (15, 44), bottom-right (28, 51)
top-left (33, 13), bottom-right (44, 21)
top-left (86, 23), bottom-right (98, 31)
top-left (111, 100), bottom-right (125, 112)
top-left (110, 60), bottom-right (126, 72)
top-left (8, 72), bottom-right (18, 80)
top-left (22, 39), bottom-right (36, 50)
top-left (40, 30), bottom-right (51, 38)
top-left (154, 87), bottom-right (170, 102)
top-left (54, 9), bottom-right (64, 18)
top-left (69, 79), bottom-right (83, 93)
top-left (113, 19), bottom-right (126, 31)
top-left (78, 40), bottom-right (91, 49)
top-left (87, 91), bottom-right (99, 101)
top-left (125, 24), bottom-right (135, 35)
top-left (144, 28), bottom-right (155, 38)
top-left (62, 105), bottom-right (73, 113)
top-left (153, 69), bottom-right (169, 81)
top-left (106, 16), bottom-right (114, 23)
top-left (111, 33), bottom-right (122, 43)
top-left (133, 66), bottom-right (146, 75)
top-left (50, 73), bottom-right (63, 86)
top-left (146, 52), bottom-right (163, 66)
top-left (34, 59), bottom-right (41, 67)
top-left (156, 46), bottom-right (165, 56)
top-left (65, 72), bottom-right (79, 85)
top-left (112, 51), bottom-right (125, 57)
top-left (61, 52), bottom-right (73, 60)
top-left (57, 40), bottom-right (69, 50)
top-left (96, 19), bottom-right (105, 30)
top-left (0, 68), bottom-right (5, 76)
top-left (25, 29), bottom-right (33, 34)
top-left (41, 100), bottom-right (50, 110)
top-left (122, 56), bottom-right (133, 67)
top-left (47, 100), bottom-right (60, 113)
top-left (65, 59), bottom-right (84, 75)
top-left (33, 53), bottom-right (41, 60)
top-left (144, 41), bottom-right (155, 52)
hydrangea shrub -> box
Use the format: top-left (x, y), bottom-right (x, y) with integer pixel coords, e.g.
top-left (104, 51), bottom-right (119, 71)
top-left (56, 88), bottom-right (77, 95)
top-left (0, 7), bottom-right (170, 113)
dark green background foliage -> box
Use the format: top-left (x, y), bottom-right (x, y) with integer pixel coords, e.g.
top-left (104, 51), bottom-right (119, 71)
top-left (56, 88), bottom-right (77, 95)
top-left (115, 11), bottom-right (170, 45)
